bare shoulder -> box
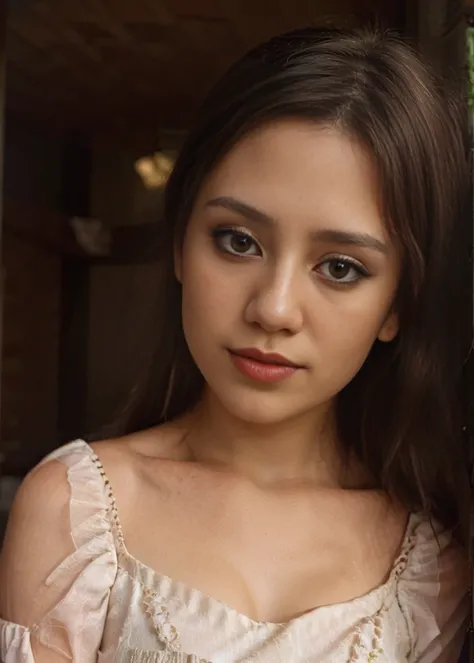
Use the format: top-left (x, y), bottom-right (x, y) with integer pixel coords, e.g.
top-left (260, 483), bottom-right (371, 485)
top-left (0, 459), bottom-right (73, 622)
top-left (4, 458), bottom-right (71, 542)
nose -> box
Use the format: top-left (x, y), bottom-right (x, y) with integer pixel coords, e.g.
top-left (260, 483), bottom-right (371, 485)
top-left (244, 262), bottom-right (304, 335)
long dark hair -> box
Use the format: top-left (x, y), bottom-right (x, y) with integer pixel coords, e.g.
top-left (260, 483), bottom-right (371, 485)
top-left (114, 27), bottom-right (470, 538)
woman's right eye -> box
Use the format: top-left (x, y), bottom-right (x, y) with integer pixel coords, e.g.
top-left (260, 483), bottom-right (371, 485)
top-left (212, 228), bottom-right (261, 257)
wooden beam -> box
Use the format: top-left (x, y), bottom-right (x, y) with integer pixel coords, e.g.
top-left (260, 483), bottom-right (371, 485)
top-left (58, 133), bottom-right (92, 443)
top-left (0, 0), bottom-right (7, 477)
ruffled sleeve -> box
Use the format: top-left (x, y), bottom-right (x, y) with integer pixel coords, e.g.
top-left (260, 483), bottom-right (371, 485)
top-left (397, 514), bottom-right (469, 663)
top-left (0, 440), bottom-right (118, 662)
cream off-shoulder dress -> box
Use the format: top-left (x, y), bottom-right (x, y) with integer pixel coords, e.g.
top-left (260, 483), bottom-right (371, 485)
top-left (0, 441), bottom-right (469, 663)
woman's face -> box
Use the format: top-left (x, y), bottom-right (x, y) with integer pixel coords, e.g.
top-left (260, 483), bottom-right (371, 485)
top-left (177, 120), bottom-right (401, 425)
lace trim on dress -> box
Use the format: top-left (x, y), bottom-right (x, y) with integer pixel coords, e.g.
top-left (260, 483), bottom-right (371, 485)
top-left (122, 650), bottom-right (209, 663)
top-left (89, 450), bottom-right (127, 552)
top-left (348, 529), bottom-right (418, 662)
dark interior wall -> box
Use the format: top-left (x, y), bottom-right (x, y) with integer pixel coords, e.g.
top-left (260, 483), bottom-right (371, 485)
top-left (2, 234), bottom-right (61, 472)
top-left (87, 261), bottom-right (165, 434)
top-left (1, 121), bottom-right (180, 456)
top-left (85, 138), bottom-right (180, 434)
top-left (1, 115), bottom-right (63, 473)
top-left (3, 114), bottom-right (62, 206)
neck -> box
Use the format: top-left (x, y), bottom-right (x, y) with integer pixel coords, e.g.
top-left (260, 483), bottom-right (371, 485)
top-left (184, 389), bottom-right (349, 489)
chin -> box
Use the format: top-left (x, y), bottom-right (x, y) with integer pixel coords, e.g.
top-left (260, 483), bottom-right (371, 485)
top-left (214, 387), bottom-right (316, 427)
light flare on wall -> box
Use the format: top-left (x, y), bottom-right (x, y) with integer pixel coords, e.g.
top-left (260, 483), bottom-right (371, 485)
top-left (134, 151), bottom-right (175, 189)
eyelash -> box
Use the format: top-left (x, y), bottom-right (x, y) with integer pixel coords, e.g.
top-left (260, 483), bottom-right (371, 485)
top-left (210, 226), bottom-right (370, 285)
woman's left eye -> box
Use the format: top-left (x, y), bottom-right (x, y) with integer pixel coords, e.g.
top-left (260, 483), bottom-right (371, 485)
top-left (317, 258), bottom-right (368, 284)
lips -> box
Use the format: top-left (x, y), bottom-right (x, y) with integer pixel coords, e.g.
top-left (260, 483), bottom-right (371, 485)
top-left (228, 348), bottom-right (303, 383)
top-left (230, 348), bottom-right (302, 368)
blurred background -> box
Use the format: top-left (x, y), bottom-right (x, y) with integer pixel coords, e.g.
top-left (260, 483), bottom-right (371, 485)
top-left (0, 0), bottom-right (471, 516)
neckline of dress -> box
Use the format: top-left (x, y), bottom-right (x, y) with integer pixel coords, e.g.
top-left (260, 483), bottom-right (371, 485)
top-left (80, 438), bottom-right (418, 629)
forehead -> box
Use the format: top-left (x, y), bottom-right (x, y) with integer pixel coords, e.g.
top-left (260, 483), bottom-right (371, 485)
top-left (195, 119), bottom-right (386, 239)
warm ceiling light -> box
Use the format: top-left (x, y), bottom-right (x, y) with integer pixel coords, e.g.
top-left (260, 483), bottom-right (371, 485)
top-left (135, 151), bottom-right (175, 189)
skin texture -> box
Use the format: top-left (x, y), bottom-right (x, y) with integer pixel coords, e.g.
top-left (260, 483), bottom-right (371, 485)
top-left (0, 120), bottom-right (409, 660)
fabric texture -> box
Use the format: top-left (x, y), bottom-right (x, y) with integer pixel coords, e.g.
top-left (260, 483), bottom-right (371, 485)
top-left (0, 440), bottom-right (468, 663)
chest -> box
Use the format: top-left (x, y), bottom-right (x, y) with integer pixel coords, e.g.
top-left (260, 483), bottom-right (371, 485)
top-left (119, 466), bottom-right (404, 623)
top-left (103, 590), bottom-right (406, 663)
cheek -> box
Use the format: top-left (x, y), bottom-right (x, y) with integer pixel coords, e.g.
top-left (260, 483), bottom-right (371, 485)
top-left (328, 277), bottom-right (396, 327)
top-left (181, 244), bottom-right (240, 336)
top-left (308, 315), bottom-right (381, 400)
top-left (312, 288), bottom-right (394, 358)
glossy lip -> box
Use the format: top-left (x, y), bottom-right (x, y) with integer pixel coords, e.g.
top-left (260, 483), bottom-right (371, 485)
top-left (228, 349), bottom-right (301, 383)
top-left (228, 347), bottom-right (305, 383)
top-left (230, 347), bottom-right (303, 368)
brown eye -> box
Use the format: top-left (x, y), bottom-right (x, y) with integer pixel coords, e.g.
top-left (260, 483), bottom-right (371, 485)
top-left (328, 260), bottom-right (352, 280)
top-left (212, 228), bottom-right (261, 257)
top-left (317, 257), bottom-right (368, 284)
top-left (230, 232), bottom-right (254, 253)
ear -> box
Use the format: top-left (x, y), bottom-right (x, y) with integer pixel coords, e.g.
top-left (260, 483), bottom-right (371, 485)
top-left (378, 308), bottom-right (399, 343)
top-left (174, 240), bottom-right (182, 283)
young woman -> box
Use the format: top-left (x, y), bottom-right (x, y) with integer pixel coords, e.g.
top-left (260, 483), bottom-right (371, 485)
top-left (0, 26), bottom-right (470, 663)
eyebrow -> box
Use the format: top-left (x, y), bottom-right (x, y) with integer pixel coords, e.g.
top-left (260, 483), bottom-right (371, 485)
top-left (205, 196), bottom-right (389, 255)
